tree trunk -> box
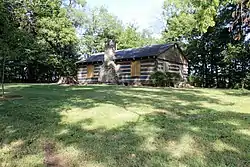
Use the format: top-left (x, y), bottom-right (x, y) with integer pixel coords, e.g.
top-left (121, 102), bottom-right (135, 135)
top-left (202, 54), bottom-right (206, 88)
top-left (215, 62), bottom-right (218, 88)
top-left (1, 54), bottom-right (6, 97)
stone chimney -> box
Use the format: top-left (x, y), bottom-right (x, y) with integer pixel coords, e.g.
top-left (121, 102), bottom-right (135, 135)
top-left (104, 39), bottom-right (116, 63)
top-left (98, 39), bottom-right (120, 83)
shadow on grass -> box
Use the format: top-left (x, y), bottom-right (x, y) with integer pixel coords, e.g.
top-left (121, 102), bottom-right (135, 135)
top-left (223, 90), bottom-right (250, 97)
top-left (0, 84), bottom-right (249, 166)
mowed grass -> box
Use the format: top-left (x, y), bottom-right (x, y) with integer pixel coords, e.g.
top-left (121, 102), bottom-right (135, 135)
top-left (0, 84), bottom-right (250, 167)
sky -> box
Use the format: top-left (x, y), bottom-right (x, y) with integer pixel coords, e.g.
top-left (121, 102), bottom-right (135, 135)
top-left (86, 0), bottom-right (165, 37)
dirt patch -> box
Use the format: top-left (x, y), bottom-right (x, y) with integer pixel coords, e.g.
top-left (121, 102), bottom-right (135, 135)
top-left (0, 95), bottom-right (23, 101)
top-left (43, 141), bottom-right (73, 167)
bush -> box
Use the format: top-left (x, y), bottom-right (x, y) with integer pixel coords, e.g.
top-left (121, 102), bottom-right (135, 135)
top-left (188, 75), bottom-right (202, 87)
top-left (166, 72), bottom-right (182, 86)
top-left (233, 83), bottom-right (241, 89)
top-left (242, 73), bottom-right (250, 90)
top-left (150, 71), bottom-right (167, 86)
top-left (150, 71), bottom-right (182, 87)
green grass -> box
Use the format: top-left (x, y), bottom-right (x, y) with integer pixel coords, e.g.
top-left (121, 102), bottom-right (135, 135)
top-left (0, 84), bottom-right (250, 167)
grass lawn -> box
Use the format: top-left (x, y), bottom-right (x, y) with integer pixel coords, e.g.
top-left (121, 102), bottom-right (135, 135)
top-left (0, 84), bottom-right (250, 167)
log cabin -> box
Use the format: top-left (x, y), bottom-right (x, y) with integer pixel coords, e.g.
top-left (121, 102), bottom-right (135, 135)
top-left (76, 43), bottom-right (188, 85)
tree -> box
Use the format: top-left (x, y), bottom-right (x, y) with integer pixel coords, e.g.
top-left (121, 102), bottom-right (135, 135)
top-left (80, 6), bottom-right (123, 54)
top-left (0, 0), bottom-right (30, 96)
top-left (118, 24), bottom-right (144, 49)
top-left (162, 0), bottom-right (221, 39)
top-left (186, 4), bottom-right (250, 88)
top-left (229, 0), bottom-right (250, 40)
top-left (162, 0), bottom-right (250, 89)
top-left (79, 7), bottom-right (158, 55)
top-left (0, 0), bottom-right (79, 87)
top-left (1, 0), bottom-right (160, 86)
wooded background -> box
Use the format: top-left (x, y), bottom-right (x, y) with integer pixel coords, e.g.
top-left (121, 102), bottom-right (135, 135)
top-left (0, 0), bottom-right (249, 88)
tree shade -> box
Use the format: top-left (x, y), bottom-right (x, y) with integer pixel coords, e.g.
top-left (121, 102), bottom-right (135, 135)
top-left (0, 0), bottom-right (249, 89)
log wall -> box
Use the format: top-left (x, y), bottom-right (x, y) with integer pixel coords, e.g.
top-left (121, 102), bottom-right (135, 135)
top-left (157, 59), bottom-right (188, 80)
top-left (77, 59), bottom-right (156, 84)
top-left (77, 63), bottom-right (101, 84)
top-left (77, 47), bottom-right (188, 84)
top-left (116, 59), bottom-right (156, 84)
top-left (157, 46), bottom-right (188, 80)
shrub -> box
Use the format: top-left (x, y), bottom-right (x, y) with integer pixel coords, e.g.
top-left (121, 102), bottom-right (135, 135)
top-left (188, 75), bottom-right (202, 87)
top-left (233, 83), bottom-right (241, 89)
top-left (242, 72), bottom-right (250, 90)
top-left (166, 72), bottom-right (182, 86)
top-left (150, 71), bottom-right (182, 87)
top-left (150, 71), bottom-right (167, 86)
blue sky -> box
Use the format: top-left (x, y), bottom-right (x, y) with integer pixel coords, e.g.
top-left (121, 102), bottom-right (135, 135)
top-left (86, 0), bottom-right (165, 36)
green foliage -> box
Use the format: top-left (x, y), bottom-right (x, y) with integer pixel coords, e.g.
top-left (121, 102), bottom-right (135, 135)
top-left (80, 7), bottom-right (123, 54)
top-left (188, 75), bottom-right (202, 87)
top-left (162, 0), bottom-right (221, 40)
top-left (163, 1), bottom-right (250, 89)
top-left (80, 7), bottom-right (158, 55)
top-left (0, 0), bottom-right (78, 83)
top-left (1, 0), bottom-right (247, 89)
top-left (0, 0), bottom-right (159, 84)
top-left (163, 13), bottom-right (196, 41)
top-left (150, 71), bottom-right (168, 87)
top-left (166, 72), bottom-right (182, 86)
top-left (118, 24), bottom-right (157, 49)
top-left (150, 71), bottom-right (182, 87)
top-left (243, 73), bottom-right (250, 90)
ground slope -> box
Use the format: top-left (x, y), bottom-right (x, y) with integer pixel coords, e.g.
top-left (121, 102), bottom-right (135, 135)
top-left (0, 84), bottom-right (249, 166)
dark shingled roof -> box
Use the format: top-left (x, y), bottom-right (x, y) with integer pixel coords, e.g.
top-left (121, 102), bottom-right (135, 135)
top-left (76, 43), bottom-right (174, 64)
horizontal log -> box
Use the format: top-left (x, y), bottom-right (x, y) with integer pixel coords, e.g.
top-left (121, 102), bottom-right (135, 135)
top-left (119, 75), bottom-right (150, 80)
top-left (169, 65), bottom-right (180, 68)
top-left (116, 59), bottom-right (155, 65)
top-left (78, 68), bottom-right (87, 72)
top-left (119, 66), bottom-right (155, 70)
top-left (119, 71), bottom-right (153, 76)
top-left (78, 76), bottom-right (153, 83)
top-left (119, 67), bottom-right (155, 72)
top-left (78, 68), bottom-right (155, 76)
top-left (168, 70), bottom-right (181, 73)
top-left (141, 62), bottom-right (155, 66)
top-left (119, 78), bottom-right (150, 82)
top-left (157, 58), bottom-right (188, 66)
top-left (168, 69), bottom-right (179, 72)
top-left (119, 61), bottom-right (155, 65)
top-left (169, 67), bottom-right (180, 71)
top-left (78, 70), bottom-right (99, 75)
top-left (78, 65), bottom-right (101, 70)
top-left (118, 62), bottom-right (155, 67)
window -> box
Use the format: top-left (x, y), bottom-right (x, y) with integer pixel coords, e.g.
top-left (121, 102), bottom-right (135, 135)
top-left (87, 65), bottom-right (94, 78)
top-left (131, 61), bottom-right (141, 77)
